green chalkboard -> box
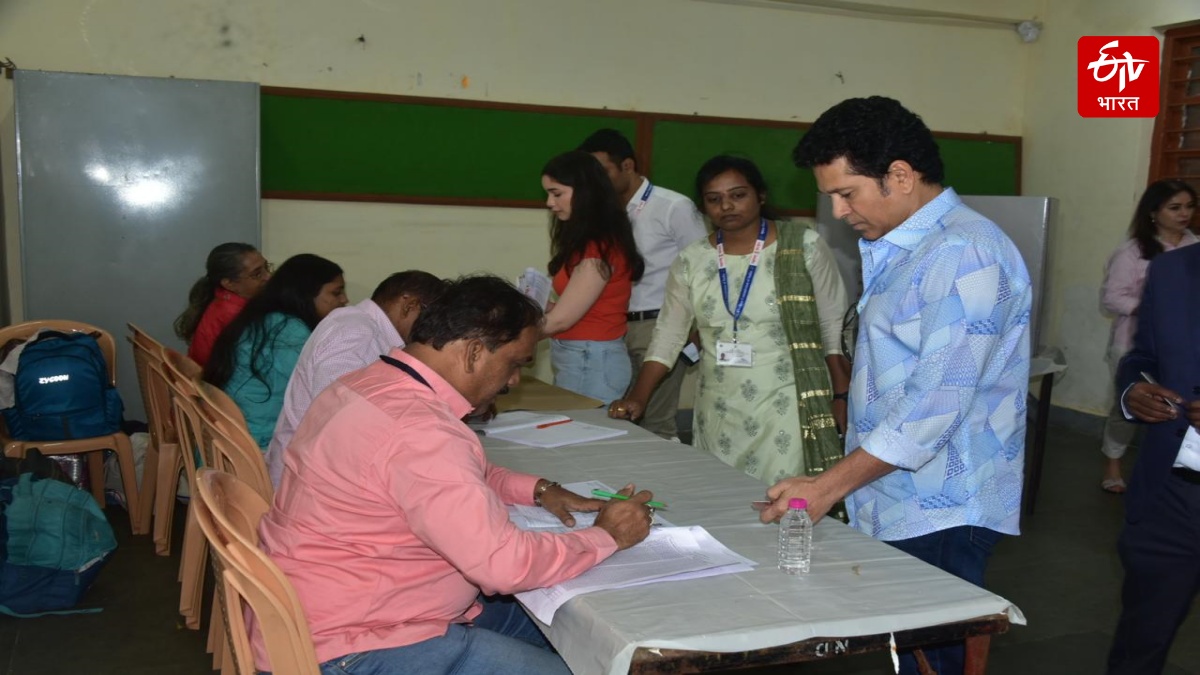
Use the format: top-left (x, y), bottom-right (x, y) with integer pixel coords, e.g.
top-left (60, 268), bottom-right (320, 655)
top-left (648, 120), bottom-right (813, 211)
top-left (261, 91), bottom-right (637, 202)
top-left (260, 88), bottom-right (1020, 211)
top-left (648, 119), bottom-right (1020, 213)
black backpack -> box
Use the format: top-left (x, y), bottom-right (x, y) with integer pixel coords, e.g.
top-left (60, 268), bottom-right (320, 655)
top-left (2, 331), bottom-right (124, 441)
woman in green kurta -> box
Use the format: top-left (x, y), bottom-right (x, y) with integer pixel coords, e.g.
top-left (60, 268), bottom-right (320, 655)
top-left (609, 156), bottom-right (850, 484)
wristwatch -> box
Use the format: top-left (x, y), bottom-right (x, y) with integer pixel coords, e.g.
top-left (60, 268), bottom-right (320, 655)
top-left (832, 392), bottom-right (849, 401)
top-left (533, 480), bottom-right (560, 507)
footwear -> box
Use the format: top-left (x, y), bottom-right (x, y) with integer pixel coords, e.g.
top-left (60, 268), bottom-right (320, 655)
top-left (1101, 477), bottom-right (1127, 494)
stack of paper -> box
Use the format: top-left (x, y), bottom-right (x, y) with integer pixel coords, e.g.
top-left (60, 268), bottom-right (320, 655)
top-left (516, 525), bottom-right (756, 624)
top-left (515, 267), bottom-right (553, 310)
top-left (509, 482), bottom-right (752, 624)
top-left (468, 411), bottom-right (570, 435)
top-left (477, 414), bottom-right (627, 448)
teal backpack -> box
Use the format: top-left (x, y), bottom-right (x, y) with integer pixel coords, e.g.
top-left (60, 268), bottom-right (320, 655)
top-left (0, 466), bottom-right (117, 617)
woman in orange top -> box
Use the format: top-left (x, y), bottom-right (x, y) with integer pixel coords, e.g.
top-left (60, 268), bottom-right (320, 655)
top-left (540, 151), bottom-right (645, 404)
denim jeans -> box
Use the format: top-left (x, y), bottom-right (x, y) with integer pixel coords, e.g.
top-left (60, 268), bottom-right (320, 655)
top-left (317, 596), bottom-right (569, 675)
top-left (549, 338), bottom-right (630, 405)
top-left (884, 526), bottom-right (1003, 675)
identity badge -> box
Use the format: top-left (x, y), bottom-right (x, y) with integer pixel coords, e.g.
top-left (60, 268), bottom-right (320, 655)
top-left (715, 341), bottom-right (753, 367)
top-left (1078, 36), bottom-right (1160, 118)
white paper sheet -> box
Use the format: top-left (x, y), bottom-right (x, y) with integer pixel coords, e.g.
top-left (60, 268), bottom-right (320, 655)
top-left (516, 267), bottom-right (553, 310)
top-left (489, 421), bottom-right (627, 448)
top-left (507, 480), bottom-right (673, 531)
top-left (467, 411), bottom-right (570, 435)
top-left (516, 525), bottom-right (755, 624)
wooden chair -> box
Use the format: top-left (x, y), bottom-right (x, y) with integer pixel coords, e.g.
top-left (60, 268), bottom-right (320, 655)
top-left (160, 349), bottom-right (211, 631)
top-left (0, 320), bottom-right (144, 534)
top-left (193, 469), bottom-right (319, 675)
top-left (127, 324), bottom-right (180, 551)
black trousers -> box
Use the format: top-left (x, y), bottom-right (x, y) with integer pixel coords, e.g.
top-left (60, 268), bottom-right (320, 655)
top-left (1108, 470), bottom-right (1200, 674)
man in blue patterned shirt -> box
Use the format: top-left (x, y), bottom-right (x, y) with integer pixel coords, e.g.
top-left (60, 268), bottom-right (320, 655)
top-left (767, 96), bottom-right (1031, 675)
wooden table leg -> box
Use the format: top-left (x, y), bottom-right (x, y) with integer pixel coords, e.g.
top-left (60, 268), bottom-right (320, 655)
top-left (964, 634), bottom-right (993, 675)
top-left (1023, 374), bottom-right (1054, 518)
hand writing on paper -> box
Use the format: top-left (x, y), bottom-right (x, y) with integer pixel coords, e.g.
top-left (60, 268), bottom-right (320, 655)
top-left (538, 485), bottom-right (605, 528)
top-left (1125, 382), bottom-right (1183, 424)
top-left (594, 484), bottom-right (654, 550)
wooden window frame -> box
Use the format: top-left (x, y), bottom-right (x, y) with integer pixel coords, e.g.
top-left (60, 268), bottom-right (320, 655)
top-left (1149, 23), bottom-right (1200, 185)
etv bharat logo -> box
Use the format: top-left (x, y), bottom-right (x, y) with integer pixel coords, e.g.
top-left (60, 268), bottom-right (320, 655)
top-left (1078, 36), bottom-right (1159, 118)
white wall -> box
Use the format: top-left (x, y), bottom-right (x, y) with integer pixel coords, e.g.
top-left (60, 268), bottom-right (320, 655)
top-left (1, 0), bottom-right (1037, 384)
top-left (1022, 0), bottom-right (1198, 415)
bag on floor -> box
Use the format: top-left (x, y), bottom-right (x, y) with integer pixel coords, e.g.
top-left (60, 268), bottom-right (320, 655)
top-left (0, 462), bottom-right (117, 617)
top-left (1, 331), bottom-right (124, 441)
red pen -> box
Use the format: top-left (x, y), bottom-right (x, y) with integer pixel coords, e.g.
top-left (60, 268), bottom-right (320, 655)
top-left (536, 418), bottom-right (572, 429)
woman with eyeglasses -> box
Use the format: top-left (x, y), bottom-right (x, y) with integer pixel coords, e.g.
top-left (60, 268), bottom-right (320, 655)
top-left (175, 243), bottom-right (273, 367)
top-left (204, 253), bottom-right (349, 450)
top-left (609, 156), bottom-right (850, 485)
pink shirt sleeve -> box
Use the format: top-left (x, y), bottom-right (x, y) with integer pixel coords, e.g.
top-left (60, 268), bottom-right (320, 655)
top-left (387, 416), bottom-right (617, 596)
top-left (1101, 241), bottom-right (1144, 317)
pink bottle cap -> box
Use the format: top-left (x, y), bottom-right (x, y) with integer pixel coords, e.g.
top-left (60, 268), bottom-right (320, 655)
top-left (788, 498), bottom-right (807, 509)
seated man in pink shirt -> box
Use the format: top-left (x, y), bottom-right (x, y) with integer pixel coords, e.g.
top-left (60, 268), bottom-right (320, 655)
top-left (257, 275), bottom-right (654, 675)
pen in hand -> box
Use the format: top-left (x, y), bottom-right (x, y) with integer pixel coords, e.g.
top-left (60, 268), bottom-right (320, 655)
top-left (592, 489), bottom-right (667, 509)
top-left (1140, 371), bottom-right (1183, 412)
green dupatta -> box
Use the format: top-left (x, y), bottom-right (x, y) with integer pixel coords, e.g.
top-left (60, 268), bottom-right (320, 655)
top-left (774, 221), bottom-right (844, 477)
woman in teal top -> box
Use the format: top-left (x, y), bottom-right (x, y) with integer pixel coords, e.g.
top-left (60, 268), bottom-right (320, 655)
top-left (203, 253), bottom-right (347, 449)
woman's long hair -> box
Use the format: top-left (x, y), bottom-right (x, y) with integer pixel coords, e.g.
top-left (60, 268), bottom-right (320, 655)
top-left (544, 151), bottom-right (644, 282)
top-left (174, 243), bottom-right (258, 342)
top-left (203, 253), bottom-right (343, 391)
top-left (1130, 179), bottom-right (1197, 260)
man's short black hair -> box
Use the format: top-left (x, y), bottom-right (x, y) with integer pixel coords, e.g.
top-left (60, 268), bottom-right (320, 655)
top-left (409, 275), bottom-right (543, 351)
top-left (793, 96), bottom-right (944, 185)
top-left (371, 270), bottom-right (447, 306)
top-left (578, 128), bottom-right (637, 169)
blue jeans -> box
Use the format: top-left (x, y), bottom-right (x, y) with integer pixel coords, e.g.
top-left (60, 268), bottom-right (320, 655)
top-left (318, 596), bottom-right (569, 675)
top-left (884, 526), bottom-right (1003, 675)
top-left (549, 338), bottom-right (630, 405)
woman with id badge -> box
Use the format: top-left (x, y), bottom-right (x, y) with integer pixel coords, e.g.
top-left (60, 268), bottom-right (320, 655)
top-left (609, 156), bottom-right (849, 484)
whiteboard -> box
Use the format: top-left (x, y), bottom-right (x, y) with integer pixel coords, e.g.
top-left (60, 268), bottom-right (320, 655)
top-left (15, 70), bottom-right (260, 419)
top-left (815, 193), bottom-right (1054, 352)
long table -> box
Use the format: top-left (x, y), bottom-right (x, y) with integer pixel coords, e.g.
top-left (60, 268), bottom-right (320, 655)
top-left (482, 407), bottom-right (1026, 675)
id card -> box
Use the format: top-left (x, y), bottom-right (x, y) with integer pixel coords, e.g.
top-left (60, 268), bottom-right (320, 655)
top-left (715, 340), bottom-right (753, 367)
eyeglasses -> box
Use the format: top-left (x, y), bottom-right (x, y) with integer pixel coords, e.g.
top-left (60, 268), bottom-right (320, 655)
top-left (840, 303), bottom-right (859, 363)
top-left (245, 261), bottom-right (274, 282)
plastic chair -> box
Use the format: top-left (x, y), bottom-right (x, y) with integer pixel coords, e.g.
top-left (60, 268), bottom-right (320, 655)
top-left (195, 382), bottom-right (273, 669)
top-left (0, 320), bottom-right (144, 534)
top-left (196, 384), bottom-right (271, 502)
top-left (193, 469), bottom-right (320, 675)
top-left (160, 349), bottom-right (211, 631)
top-left (127, 324), bottom-right (180, 551)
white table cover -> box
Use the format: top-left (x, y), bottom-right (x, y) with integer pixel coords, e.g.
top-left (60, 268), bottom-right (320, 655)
top-left (483, 409), bottom-right (1027, 675)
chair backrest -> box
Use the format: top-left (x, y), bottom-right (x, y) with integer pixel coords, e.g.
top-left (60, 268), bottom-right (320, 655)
top-left (161, 348), bottom-right (208, 473)
top-left (127, 328), bottom-right (176, 448)
top-left (0, 320), bottom-right (117, 384)
top-left (196, 384), bottom-right (272, 502)
top-left (193, 469), bottom-right (319, 675)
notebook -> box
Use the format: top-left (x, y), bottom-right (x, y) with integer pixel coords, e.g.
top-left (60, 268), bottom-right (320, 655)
top-left (468, 411), bottom-right (572, 435)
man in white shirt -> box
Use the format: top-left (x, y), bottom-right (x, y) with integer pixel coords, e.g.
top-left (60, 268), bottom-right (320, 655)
top-left (265, 270), bottom-right (446, 487)
top-left (579, 129), bottom-right (707, 439)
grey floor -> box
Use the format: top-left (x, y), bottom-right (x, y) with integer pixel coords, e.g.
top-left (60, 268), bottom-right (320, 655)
top-left (1, 422), bottom-right (1198, 674)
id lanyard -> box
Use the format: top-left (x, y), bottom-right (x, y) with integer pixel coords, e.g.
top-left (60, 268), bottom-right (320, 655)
top-left (716, 218), bottom-right (768, 342)
top-left (631, 182), bottom-right (654, 217)
top-left (380, 354), bottom-right (432, 390)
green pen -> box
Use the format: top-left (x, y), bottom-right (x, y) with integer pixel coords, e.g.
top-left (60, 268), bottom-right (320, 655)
top-left (592, 489), bottom-right (667, 509)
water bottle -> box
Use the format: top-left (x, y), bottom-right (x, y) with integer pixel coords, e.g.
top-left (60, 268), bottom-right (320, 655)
top-left (778, 497), bottom-right (812, 574)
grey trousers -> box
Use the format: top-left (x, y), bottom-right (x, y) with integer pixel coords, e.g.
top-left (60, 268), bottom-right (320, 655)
top-left (624, 318), bottom-right (689, 439)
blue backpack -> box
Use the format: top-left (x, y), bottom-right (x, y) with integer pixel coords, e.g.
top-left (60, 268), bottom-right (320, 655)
top-left (0, 470), bottom-right (117, 616)
top-left (2, 331), bottom-right (124, 441)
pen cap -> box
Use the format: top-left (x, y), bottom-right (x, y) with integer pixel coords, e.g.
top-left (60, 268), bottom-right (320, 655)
top-left (788, 498), bottom-right (807, 509)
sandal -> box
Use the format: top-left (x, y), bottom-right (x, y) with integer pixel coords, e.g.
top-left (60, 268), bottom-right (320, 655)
top-left (1101, 477), bottom-right (1127, 494)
